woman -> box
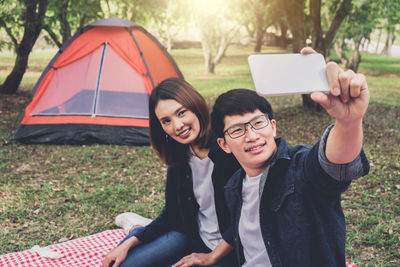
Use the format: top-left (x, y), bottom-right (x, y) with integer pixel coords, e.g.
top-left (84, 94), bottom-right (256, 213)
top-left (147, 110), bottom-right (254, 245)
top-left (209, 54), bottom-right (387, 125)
top-left (102, 78), bottom-right (240, 267)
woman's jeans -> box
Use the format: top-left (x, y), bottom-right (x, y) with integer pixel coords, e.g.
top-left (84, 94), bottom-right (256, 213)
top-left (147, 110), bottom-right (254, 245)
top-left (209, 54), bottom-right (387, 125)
top-left (113, 227), bottom-right (235, 267)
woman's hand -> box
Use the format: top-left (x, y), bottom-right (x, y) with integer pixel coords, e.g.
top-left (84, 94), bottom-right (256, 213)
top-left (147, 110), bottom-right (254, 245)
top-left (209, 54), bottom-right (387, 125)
top-left (102, 236), bottom-right (140, 267)
top-left (101, 245), bottom-right (129, 267)
top-left (172, 252), bottom-right (217, 267)
top-left (172, 240), bottom-right (233, 267)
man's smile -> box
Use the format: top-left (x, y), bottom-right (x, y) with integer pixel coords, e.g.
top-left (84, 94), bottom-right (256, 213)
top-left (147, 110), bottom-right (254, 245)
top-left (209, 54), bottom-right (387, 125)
top-left (245, 141), bottom-right (266, 153)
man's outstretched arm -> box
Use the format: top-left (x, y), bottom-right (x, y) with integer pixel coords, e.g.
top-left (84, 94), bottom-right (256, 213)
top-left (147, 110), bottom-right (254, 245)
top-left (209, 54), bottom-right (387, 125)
top-left (301, 47), bottom-right (370, 164)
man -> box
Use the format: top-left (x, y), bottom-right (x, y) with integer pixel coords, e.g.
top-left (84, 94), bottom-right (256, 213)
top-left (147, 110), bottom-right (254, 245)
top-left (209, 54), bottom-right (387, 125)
top-left (210, 48), bottom-right (370, 267)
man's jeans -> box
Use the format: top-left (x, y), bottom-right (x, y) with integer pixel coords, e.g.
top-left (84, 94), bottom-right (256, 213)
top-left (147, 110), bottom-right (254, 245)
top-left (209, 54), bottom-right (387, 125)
top-left (114, 227), bottom-right (234, 267)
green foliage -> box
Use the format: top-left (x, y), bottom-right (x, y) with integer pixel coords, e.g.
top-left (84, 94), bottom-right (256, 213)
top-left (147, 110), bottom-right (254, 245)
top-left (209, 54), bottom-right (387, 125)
top-left (144, 0), bottom-right (191, 50)
top-left (102, 0), bottom-right (168, 25)
top-left (0, 0), bottom-right (25, 51)
top-left (338, 1), bottom-right (380, 42)
top-left (44, 0), bottom-right (104, 47)
top-left (332, 0), bottom-right (384, 70)
top-left (0, 39), bottom-right (13, 52)
top-left (237, 0), bottom-right (270, 34)
top-left (192, 0), bottom-right (241, 41)
top-left (381, 0), bottom-right (400, 32)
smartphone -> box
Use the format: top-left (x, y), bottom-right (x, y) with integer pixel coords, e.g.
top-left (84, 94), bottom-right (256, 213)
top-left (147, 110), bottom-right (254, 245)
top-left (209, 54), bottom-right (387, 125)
top-left (248, 53), bottom-right (330, 96)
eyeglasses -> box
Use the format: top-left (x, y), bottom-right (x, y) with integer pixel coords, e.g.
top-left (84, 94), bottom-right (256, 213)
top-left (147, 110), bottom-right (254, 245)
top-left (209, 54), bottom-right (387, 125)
top-left (224, 114), bottom-right (270, 139)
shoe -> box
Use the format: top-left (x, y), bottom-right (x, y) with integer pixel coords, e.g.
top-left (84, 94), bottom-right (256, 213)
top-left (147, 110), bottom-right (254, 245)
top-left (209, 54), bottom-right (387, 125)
top-left (115, 212), bottom-right (152, 234)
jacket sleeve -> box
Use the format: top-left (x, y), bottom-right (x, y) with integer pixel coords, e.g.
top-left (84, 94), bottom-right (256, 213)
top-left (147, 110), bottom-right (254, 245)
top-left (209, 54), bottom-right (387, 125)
top-left (221, 225), bottom-right (234, 245)
top-left (317, 124), bottom-right (370, 182)
top-left (304, 125), bottom-right (370, 195)
top-left (132, 167), bottom-right (178, 244)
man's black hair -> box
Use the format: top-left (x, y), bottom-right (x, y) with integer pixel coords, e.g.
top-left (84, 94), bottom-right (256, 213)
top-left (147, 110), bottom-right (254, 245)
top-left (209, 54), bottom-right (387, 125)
top-left (211, 89), bottom-right (274, 138)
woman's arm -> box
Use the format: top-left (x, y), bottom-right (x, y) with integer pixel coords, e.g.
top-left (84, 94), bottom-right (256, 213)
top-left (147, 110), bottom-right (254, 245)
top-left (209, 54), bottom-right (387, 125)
top-left (132, 167), bottom-right (179, 243)
top-left (102, 167), bottom-right (179, 266)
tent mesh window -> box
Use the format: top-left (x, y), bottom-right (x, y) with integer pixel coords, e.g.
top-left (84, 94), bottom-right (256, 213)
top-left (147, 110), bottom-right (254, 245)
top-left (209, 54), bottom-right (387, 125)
top-left (96, 44), bottom-right (148, 118)
top-left (31, 43), bottom-right (149, 119)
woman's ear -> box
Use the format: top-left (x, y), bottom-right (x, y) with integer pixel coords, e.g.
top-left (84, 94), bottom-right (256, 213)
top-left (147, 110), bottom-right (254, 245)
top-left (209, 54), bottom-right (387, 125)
top-left (217, 137), bottom-right (232, 154)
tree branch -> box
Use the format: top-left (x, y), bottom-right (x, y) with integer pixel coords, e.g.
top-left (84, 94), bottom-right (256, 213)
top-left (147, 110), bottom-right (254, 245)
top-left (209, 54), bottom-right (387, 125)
top-left (213, 26), bottom-right (239, 65)
top-left (43, 24), bottom-right (62, 48)
top-left (324, 0), bottom-right (352, 47)
top-left (0, 17), bottom-right (19, 50)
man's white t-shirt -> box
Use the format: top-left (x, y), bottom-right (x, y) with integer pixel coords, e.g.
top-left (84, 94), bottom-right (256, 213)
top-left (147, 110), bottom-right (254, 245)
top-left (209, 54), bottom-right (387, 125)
top-left (239, 173), bottom-right (272, 267)
top-left (189, 153), bottom-right (223, 250)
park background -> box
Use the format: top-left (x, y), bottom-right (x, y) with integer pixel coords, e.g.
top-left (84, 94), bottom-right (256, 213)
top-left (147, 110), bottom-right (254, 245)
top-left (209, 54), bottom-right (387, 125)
top-left (1, 0), bottom-right (399, 266)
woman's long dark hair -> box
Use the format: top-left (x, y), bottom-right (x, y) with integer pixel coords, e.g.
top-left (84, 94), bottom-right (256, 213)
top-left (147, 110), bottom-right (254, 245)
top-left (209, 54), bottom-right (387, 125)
top-left (149, 78), bottom-right (211, 166)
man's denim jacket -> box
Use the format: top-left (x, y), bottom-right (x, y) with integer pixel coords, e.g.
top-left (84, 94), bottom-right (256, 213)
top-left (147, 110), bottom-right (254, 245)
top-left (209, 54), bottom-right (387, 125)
top-left (224, 125), bottom-right (370, 267)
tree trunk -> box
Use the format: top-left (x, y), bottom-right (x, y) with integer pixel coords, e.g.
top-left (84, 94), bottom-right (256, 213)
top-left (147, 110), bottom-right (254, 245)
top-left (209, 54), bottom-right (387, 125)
top-left (302, 94), bottom-right (322, 111)
top-left (298, 0), bottom-right (350, 110)
top-left (244, 24), bottom-right (255, 38)
top-left (210, 29), bottom-right (236, 74)
top-left (334, 37), bottom-right (349, 68)
top-left (320, 0), bottom-right (352, 56)
top-left (166, 33), bottom-right (173, 52)
top-left (200, 38), bottom-right (213, 74)
top-left (213, 37), bottom-right (228, 66)
top-left (60, 0), bottom-right (72, 45)
top-left (278, 21), bottom-right (288, 48)
top-left (362, 38), bottom-right (369, 52)
top-left (254, 26), bottom-right (264, 52)
top-left (310, 0), bottom-right (323, 53)
top-left (0, 0), bottom-right (48, 94)
top-left (207, 63), bottom-right (216, 74)
top-left (254, 9), bottom-right (266, 53)
top-left (287, 20), bottom-right (306, 52)
top-left (375, 29), bottom-right (382, 53)
top-left (347, 35), bottom-right (363, 72)
top-left (282, 0), bottom-right (322, 110)
top-left (0, 53), bottom-right (31, 94)
top-left (381, 30), bottom-right (395, 57)
top-left (198, 19), bottom-right (237, 74)
top-left (281, 0), bottom-right (306, 53)
top-left (79, 14), bottom-right (87, 29)
top-left (311, 0), bottom-right (352, 57)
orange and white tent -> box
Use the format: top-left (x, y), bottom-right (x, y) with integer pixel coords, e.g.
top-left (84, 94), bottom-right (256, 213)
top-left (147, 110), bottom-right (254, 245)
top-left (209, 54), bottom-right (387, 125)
top-left (15, 18), bottom-right (182, 145)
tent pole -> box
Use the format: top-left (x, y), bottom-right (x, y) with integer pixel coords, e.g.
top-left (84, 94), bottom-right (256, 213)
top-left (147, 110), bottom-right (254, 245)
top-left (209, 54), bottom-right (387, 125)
top-left (126, 27), bottom-right (156, 88)
top-left (92, 42), bottom-right (107, 117)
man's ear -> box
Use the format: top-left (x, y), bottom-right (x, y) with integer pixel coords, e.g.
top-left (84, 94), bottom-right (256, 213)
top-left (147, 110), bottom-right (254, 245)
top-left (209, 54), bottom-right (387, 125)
top-left (217, 137), bottom-right (232, 154)
top-left (271, 119), bottom-right (277, 138)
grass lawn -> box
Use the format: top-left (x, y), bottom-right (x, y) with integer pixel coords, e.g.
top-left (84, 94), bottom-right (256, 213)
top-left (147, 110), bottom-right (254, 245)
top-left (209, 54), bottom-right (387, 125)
top-left (1, 46), bottom-right (399, 266)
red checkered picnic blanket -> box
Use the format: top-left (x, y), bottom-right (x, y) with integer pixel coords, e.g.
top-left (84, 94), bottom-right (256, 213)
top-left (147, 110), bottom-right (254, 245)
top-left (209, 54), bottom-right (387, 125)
top-left (0, 229), bottom-right (126, 267)
top-left (0, 229), bottom-right (358, 266)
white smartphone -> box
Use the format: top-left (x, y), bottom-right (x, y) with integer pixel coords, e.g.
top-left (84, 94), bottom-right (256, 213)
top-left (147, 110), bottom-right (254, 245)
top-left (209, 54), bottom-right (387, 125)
top-left (248, 53), bottom-right (330, 96)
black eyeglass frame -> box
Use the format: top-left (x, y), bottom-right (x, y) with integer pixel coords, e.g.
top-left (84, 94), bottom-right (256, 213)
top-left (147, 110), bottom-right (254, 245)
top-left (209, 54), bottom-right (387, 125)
top-left (223, 114), bottom-right (270, 139)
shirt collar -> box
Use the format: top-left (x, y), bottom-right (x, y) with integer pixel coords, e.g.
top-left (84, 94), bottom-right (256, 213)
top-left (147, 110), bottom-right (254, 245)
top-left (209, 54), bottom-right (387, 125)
top-left (271, 138), bottom-right (291, 164)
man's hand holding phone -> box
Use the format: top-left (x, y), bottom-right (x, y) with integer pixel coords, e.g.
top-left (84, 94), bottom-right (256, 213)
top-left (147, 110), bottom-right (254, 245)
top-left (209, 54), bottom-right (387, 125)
top-left (300, 47), bottom-right (369, 124)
